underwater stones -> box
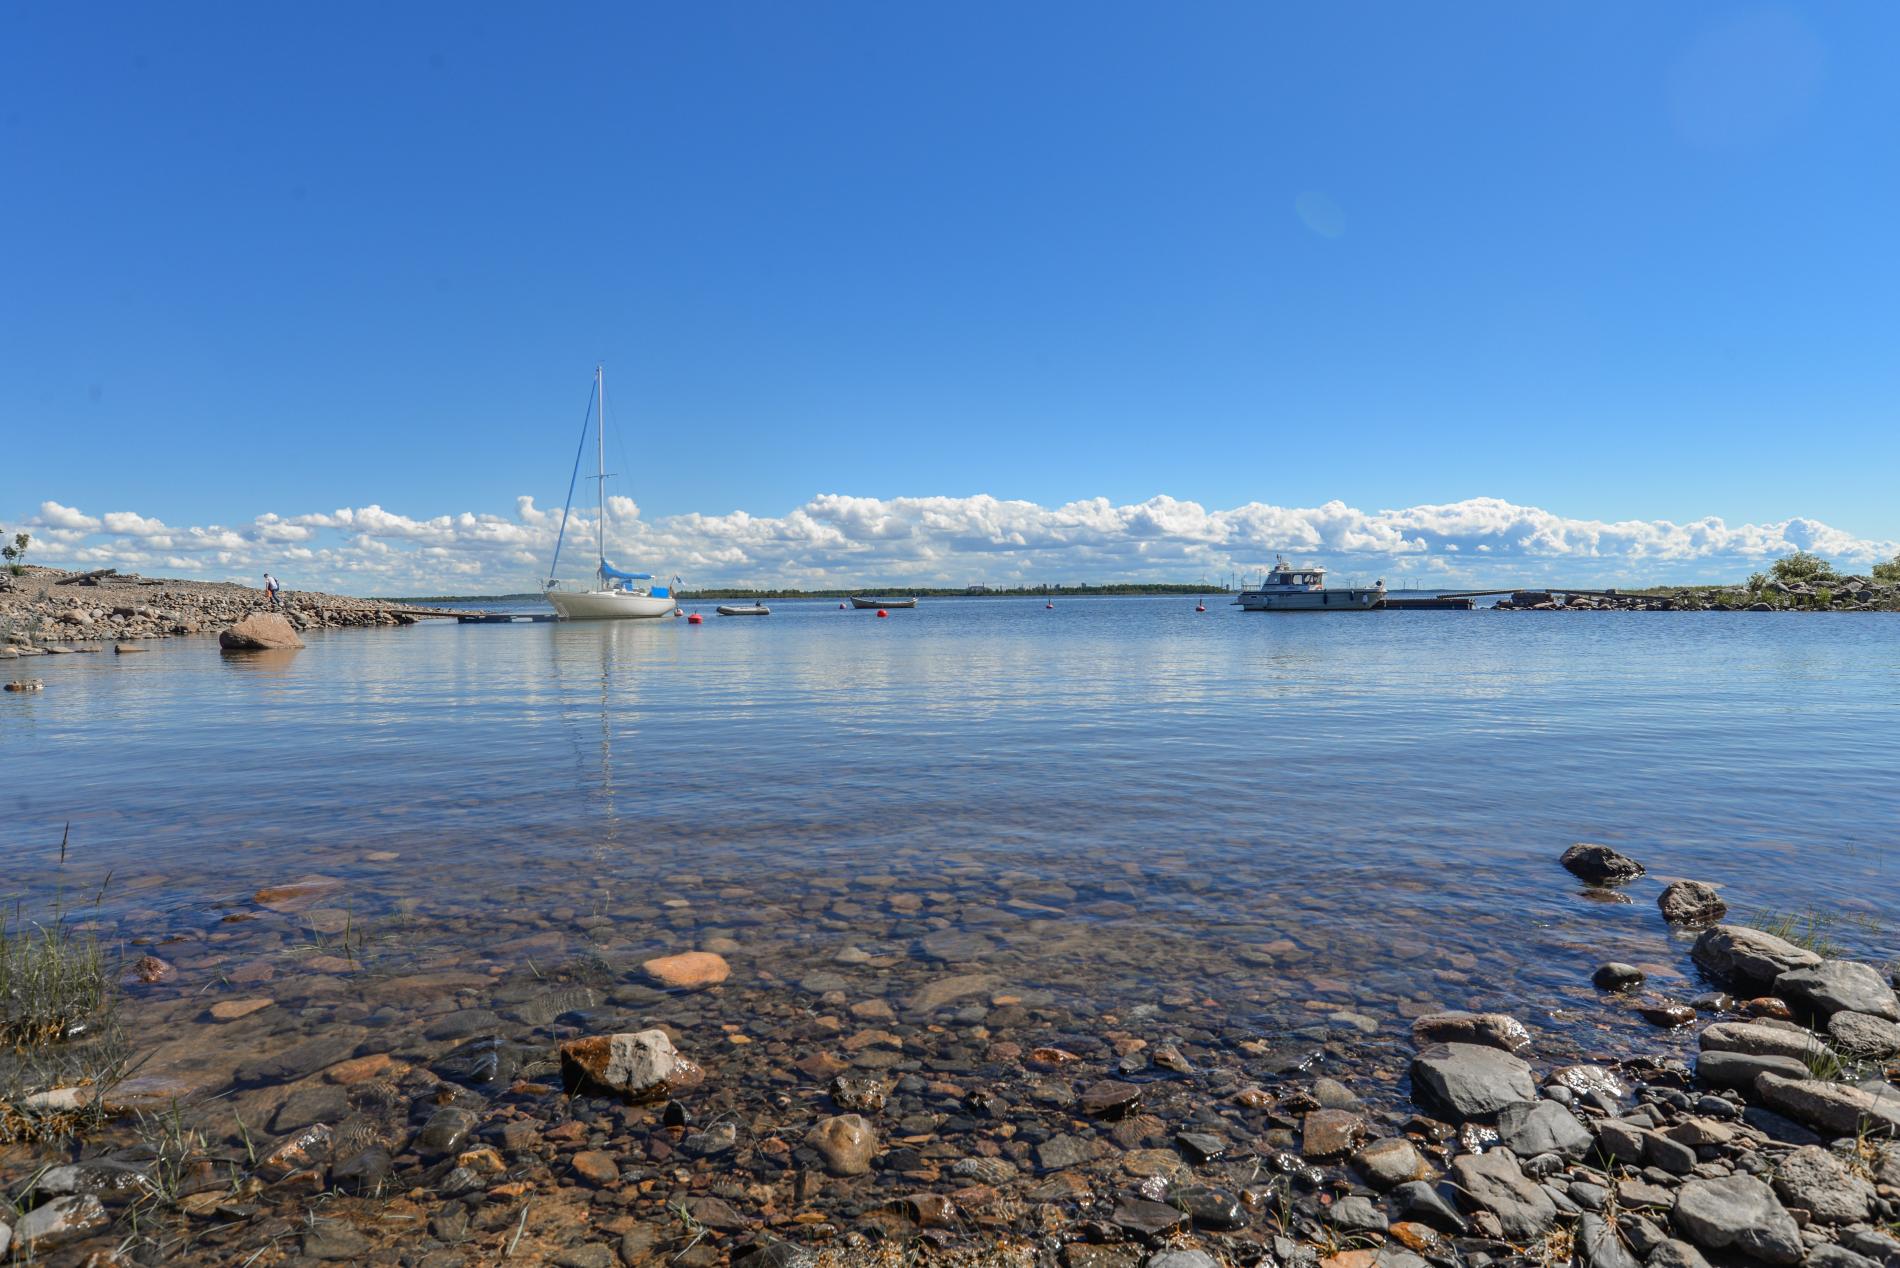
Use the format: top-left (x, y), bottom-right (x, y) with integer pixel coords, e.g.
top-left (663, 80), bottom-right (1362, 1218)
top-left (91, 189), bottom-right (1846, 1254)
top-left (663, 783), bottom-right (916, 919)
top-left (807, 1113), bottom-right (877, 1175)
top-left (1410, 1042), bottom-right (1536, 1122)
top-left (208, 997), bottom-right (273, 1021)
top-left (1409, 1011), bottom-right (1530, 1053)
top-left (571, 1149), bottom-right (620, 1186)
top-left (640, 951), bottom-right (729, 990)
top-left (1080, 1080), bottom-right (1142, 1119)
top-left (1561, 843), bottom-right (1645, 885)
top-left (1593, 963), bottom-right (1644, 991)
top-left (1658, 881), bottom-right (1727, 926)
top-left (560, 1029), bottom-right (686, 1101)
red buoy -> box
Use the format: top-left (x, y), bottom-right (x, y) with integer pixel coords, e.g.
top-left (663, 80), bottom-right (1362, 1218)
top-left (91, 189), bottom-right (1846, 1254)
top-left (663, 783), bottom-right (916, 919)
top-left (1045, 601), bottom-right (1054, 609)
top-left (1196, 603), bottom-right (1206, 612)
top-left (876, 609), bottom-right (888, 618)
top-left (838, 602), bottom-right (846, 609)
top-left (687, 613), bottom-right (703, 624)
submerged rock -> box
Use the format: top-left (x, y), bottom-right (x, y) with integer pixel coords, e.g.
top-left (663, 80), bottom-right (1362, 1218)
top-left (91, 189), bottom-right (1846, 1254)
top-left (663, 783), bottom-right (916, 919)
top-left (640, 951), bottom-right (730, 990)
top-left (1561, 842), bottom-right (1645, 885)
top-left (560, 1029), bottom-right (689, 1101)
top-left (1409, 1011), bottom-right (1530, 1052)
top-left (807, 1113), bottom-right (877, 1175)
top-left (14, 1195), bottom-right (107, 1252)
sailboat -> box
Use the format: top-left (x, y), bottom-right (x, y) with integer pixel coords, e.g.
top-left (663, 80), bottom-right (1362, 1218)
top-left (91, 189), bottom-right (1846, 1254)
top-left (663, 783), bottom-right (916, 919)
top-left (544, 365), bottom-right (679, 621)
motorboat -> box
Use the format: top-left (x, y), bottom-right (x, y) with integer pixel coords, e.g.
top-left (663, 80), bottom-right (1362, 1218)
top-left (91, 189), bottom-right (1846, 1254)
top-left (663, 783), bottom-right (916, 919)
top-left (543, 365), bottom-right (680, 621)
top-left (716, 604), bottom-right (770, 616)
top-left (849, 596), bottom-right (917, 609)
top-left (1236, 557), bottom-right (1384, 611)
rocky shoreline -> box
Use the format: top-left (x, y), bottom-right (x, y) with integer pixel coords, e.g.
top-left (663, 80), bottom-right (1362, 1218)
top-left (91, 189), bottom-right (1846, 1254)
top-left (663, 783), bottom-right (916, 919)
top-left (1, 841), bottom-right (1896, 1267)
top-left (0, 566), bottom-right (454, 657)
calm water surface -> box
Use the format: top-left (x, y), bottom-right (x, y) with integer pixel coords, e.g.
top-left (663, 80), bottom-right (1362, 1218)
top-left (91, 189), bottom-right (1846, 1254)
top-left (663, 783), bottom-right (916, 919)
top-left (5, 597), bottom-right (1899, 1113)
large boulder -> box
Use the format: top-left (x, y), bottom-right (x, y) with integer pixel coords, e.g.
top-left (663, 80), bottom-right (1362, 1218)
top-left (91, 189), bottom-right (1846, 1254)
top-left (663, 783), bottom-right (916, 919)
top-left (218, 612), bottom-right (305, 650)
top-left (1657, 881), bottom-right (1727, 926)
top-left (1690, 925), bottom-right (1822, 992)
top-left (559, 1030), bottom-right (690, 1102)
top-left (1775, 960), bottom-right (1899, 1021)
top-left (1670, 1175), bottom-right (1801, 1264)
top-left (1449, 1150), bottom-right (1556, 1240)
top-left (1770, 1145), bottom-right (1874, 1224)
top-left (1754, 1073), bottom-right (1900, 1137)
top-left (1560, 843), bottom-right (1645, 885)
top-left (1410, 1043), bottom-right (1536, 1122)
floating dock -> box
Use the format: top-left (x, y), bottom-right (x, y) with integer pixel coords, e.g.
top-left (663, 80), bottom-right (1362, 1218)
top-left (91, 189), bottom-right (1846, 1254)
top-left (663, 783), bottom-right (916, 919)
top-left (456, 613), bottom-right (559, 624)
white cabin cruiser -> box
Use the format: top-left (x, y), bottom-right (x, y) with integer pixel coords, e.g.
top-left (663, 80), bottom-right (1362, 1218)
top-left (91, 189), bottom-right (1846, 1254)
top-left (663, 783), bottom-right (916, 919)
top-left (1236, 557), bottom-right (1384, 611)
top-left (544, 365), bottom-right (681, 621)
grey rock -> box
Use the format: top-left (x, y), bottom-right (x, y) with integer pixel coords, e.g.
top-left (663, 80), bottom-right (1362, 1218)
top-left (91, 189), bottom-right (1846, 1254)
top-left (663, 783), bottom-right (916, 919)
top-left (1646, 1240), bottom-right (1712, 1268)
top-left (1037, 1133), bottom-right (1098, 1170)
top-left (302, 1219), bottom-right (373, 1261)
top-left (417, 1105), bottom-right (479, 1157)
top-left (1671, 1175), bottom-right (1802, 1265)
top-left (1696, 1049), bottom-right (1810, 1091)
top-left (332, 1147), bottom-right (393, 1194)
top-left (1643, 1132), bottom-right (1696, 1175)
top-left (551, 1247), bottom-right (618, 1268)
top-left (0, 1221), bottom-right (8, 1260)
top-left (1329, 1194), bottom-right (1388, 1233)
top-left (1828, 1010), bottom-right (1900, 1059)
top-left (1355, 1136), bottom-right (1430, 1189)
top-left (1562, 842), bottom-right (1646, 884)
top-left (14, 1195), bottom-right (107, 1251)
top-left (1804, 1247), bottom-right (1882, 1268)
top-left (1596, 962), bottom-right (1646, 991)
top-left (1498, 1099), bottom-right (1593, 1161)
top-left (1580, 1212), bottom-right (1641, 1268)
top-left (1411, 1042), bottom-right (1537, 1122)
top-left (1691, 925), bottom-right (1823, 991)
top-left (1755, 1072), bottom-right (1900, 1137)
top-left (1450, 1149), bottom-right (1557, 1240)
top-left (1391, 1179), bottom-right (1467, 1232)
top-left (1112, 1197), bottom-right (1188, 1241)
top-left (558, 1029), bottom-right (684, 1101)
top-left (1838, 1231), bottom-right (1900, 1267)
top-left (1170, 1184), bottom-right (1245, 1231)
top-left (1658, 881), bottom-right (1727, 926)
top-left (1776, 960), bottom-right (1900, 1021)
top-left (1148, 1254), bottom-right (1221, 1268)
top-left (1410, 1010), bottom-right (1531, 1052)
top-left (1700, 1020), bottom-right (1833, 1061)
top-left (1597, 1119), bottom-right (1650, 1165)
top-left (1770, 1144), bottom-right (1874, 1224)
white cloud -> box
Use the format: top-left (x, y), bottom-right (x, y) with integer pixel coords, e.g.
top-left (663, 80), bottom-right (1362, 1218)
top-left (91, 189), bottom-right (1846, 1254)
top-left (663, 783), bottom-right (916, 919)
top-left (10, 493), bottom-right (1896, 594)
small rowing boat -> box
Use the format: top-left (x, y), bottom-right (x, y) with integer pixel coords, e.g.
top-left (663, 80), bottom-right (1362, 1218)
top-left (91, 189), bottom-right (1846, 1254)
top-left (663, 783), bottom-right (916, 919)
top-left (849, 596), bottom-right (917, 609)
top-left (716, 604), bottom-right (770, 616)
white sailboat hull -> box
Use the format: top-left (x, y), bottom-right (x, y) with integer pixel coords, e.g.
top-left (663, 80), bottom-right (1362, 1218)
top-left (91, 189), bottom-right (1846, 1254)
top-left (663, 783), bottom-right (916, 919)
top-left (546, 589), bottom-right (679, 621)
top-left (1236, 588), bottom-right (1382, 611)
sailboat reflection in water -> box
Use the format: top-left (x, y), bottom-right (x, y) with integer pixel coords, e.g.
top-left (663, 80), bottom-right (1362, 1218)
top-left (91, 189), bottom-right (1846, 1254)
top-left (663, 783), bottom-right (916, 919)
top-left (544, 364), bottom-right (681, 620)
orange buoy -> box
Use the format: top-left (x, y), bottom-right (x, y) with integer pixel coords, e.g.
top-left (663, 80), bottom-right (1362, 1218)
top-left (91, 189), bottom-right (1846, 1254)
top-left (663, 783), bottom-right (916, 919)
top-left (876, 609), bottom-right (888, 618)
top-left (687, 613), bottom-right (703, 624)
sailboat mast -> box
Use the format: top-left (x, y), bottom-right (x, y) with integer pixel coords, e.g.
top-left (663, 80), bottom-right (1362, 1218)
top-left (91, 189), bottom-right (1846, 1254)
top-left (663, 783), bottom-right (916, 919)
top-left (595, 364), bottom-right (606, 587)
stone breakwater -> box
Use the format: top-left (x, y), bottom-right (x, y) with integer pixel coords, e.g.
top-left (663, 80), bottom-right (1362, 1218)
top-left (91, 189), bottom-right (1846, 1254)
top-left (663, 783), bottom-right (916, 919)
top-left (0, 566), bottom-right (451, 655)
top-left (1493, 578), bottom-right (1900, 612)
top-left (2, 848), bottom-right (1897, 1266)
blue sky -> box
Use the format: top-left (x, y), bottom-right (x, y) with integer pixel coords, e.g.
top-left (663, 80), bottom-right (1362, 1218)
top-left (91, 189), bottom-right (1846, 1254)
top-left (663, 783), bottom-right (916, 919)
top-left (4, 3), bottom-right (1898, 590)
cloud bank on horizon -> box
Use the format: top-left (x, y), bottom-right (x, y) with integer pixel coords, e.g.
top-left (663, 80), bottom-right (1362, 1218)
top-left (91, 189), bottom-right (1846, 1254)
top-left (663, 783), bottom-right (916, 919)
top-left (14, 494), bottom-right (1896, 595)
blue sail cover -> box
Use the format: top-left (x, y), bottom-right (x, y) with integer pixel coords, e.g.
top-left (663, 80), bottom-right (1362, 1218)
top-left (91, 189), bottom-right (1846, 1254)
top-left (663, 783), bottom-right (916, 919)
top-left (601, 563), bottom-right (652, 581)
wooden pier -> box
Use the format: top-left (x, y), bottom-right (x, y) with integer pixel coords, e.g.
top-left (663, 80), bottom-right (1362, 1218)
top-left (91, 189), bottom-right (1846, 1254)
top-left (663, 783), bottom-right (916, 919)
top-left (1373, 596), bottom-right (1474, 611)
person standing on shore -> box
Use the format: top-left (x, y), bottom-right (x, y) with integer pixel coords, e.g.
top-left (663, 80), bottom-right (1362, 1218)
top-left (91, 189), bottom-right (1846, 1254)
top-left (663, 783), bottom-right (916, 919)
top-left (263, 572), bottom-right (280, 610)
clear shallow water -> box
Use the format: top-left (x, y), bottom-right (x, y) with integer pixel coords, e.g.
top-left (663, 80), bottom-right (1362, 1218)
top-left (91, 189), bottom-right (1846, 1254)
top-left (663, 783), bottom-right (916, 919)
top-left (4, 597), bottom-right (1899, 1120)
